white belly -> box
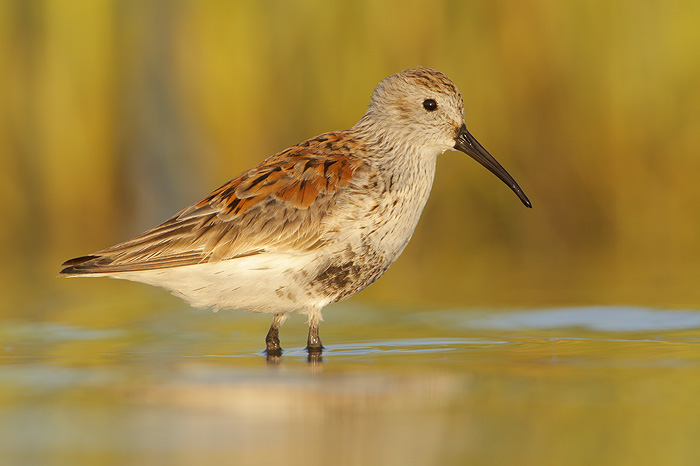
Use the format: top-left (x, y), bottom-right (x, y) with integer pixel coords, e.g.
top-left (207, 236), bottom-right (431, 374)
top-left (100, 252), bottom-right (330, 314)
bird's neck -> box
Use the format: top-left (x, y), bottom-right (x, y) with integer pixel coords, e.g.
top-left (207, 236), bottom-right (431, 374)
top-left (350, 115), bottom-right (438, 217)
top-left (350, 113), bottom-right (443, 167)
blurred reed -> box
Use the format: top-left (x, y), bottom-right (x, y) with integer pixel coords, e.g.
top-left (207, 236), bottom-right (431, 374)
top-left (1, 0), bottom-right (700, 314)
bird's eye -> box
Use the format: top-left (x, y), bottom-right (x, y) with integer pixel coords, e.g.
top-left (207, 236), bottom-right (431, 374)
top-left (422, 99), bottom-right (438, 111)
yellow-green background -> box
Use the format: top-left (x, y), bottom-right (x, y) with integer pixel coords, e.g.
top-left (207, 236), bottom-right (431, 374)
top-left (3, 0), bottom-right (699, 314)
top-left (2, 2), bottom-right (700, 466)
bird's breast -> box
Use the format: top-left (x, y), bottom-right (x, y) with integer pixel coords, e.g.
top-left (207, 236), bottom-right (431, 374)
top-left (366, 158), bottom-right (437, 260)
top-left (308, 156), bottom-right (437, 303)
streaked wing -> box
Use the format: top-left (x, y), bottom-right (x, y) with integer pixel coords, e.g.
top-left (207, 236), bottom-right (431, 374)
top-left (61, 132), bottom-right (367, 275)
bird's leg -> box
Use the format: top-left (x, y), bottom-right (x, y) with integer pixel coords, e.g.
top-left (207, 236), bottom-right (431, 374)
top-left (306, 315), bottom-right (323, 354)
top-left (265, 313), bottom-right (287, 356)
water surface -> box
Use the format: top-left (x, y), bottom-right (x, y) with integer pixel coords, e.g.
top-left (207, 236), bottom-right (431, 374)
top-left (2, 305), bottom-right (700, 465)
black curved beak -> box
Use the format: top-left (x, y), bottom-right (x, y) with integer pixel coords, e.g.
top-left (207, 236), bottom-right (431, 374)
top-left (454, 124), bottom-right (531, 208)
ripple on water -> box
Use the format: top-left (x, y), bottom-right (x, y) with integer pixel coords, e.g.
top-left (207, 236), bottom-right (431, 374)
top-left (322, 337), bottom-right (512, 356)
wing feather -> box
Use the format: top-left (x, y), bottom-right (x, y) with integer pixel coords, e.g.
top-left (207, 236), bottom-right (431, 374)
top-left (60, 132), bottom-right (368, 275)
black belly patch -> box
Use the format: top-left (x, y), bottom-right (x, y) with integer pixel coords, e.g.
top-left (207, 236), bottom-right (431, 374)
top-left (314, 258), bottom-right (385, 302)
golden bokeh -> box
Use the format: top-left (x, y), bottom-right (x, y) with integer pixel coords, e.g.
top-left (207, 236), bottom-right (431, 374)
top-left (2, 0), bottom-right (700, 312)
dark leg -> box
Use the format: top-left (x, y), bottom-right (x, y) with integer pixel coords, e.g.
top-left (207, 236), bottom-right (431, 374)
top-left (306, 317), bottom-right (323, 354)
top-left (265, 313), bottom-right (286, 356)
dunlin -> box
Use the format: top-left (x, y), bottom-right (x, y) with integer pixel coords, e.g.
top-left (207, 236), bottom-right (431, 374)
top-left (61, 67), bottom-right (531, 356)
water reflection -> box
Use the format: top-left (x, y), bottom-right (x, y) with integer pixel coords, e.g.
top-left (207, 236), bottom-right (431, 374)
top-left (2, 306), bottom-right (700, 465)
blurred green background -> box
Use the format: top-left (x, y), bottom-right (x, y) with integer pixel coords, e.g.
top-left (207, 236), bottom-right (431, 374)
top-left (2, 0), bottom-right (700, 317)
top-left (3, 3), bottom-right (700, 465)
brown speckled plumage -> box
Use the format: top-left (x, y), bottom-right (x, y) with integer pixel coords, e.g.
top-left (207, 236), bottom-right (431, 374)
top-left (61, 67), bottom-right (531, 355)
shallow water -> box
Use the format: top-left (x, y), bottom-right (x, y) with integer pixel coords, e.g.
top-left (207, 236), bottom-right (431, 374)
top-left (2, 304), bottom-right (700, 466)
